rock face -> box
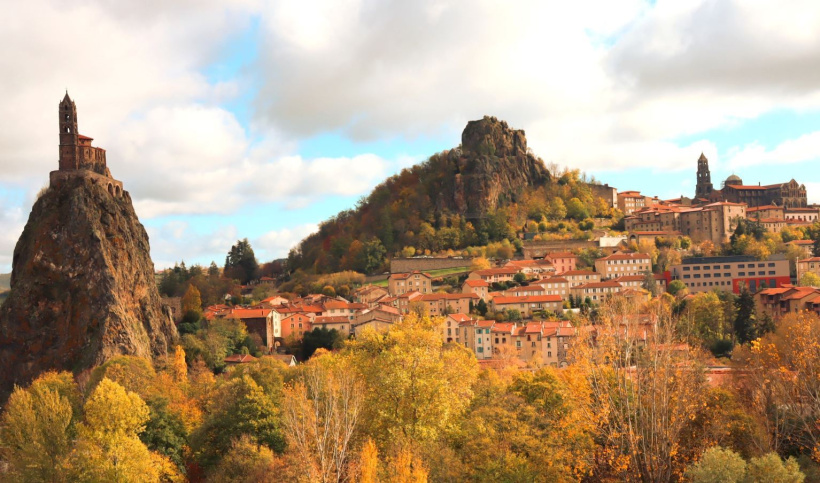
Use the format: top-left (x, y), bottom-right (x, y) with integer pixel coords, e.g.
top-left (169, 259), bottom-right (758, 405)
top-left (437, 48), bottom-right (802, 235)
top-left (0, 175), bottom-right (176, 398)
top-left (452, 116), bottom-right (550, 215)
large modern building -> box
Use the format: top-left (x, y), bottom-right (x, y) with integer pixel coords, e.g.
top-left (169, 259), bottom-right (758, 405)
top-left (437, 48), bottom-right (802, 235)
top-left (670, 255), bottom-right (790, 294)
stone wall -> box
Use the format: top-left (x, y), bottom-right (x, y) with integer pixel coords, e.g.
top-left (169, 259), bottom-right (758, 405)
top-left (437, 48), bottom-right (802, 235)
top-left (522, 240), bottom-right (598, 259)
top-left (390, 257), bottom-right (474, 273)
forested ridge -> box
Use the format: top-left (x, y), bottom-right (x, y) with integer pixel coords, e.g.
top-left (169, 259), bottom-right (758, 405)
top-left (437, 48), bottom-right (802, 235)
top-left (288, 116), bottom-right (620, 274)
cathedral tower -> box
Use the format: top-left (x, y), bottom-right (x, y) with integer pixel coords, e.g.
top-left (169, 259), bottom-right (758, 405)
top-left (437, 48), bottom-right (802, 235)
top-left (58, 92), bottom-right (79, 170)
top-left (695, 153), bottom-right (713, 199)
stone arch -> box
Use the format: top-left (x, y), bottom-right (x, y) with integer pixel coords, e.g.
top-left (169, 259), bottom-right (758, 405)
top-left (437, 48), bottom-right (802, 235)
top-left (115, 186), bottom-right (121, 197)
top-left (108, 183), bottom-right (113, 196)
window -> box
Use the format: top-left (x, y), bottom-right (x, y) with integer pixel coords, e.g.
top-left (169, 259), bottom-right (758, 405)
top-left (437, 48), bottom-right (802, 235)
top-left (516, 341), bottom-right (521, 348)
top-left (694, 274), bottom-right (701, 279)
top-left (739, 264), bottom-right (745, 268)
top-left (532, 342), bottom-right (536, 347)
top-left (683, 266), bottom-right (690, 271)
top-left (477, 338), bottom-right (481, 344)
top-left (683, 275), bottom-right (691, 279)
top-left (548, 351), bottom-right (552, 357)
top-left (477, 347), bottom-right (483, 353)
top-left (768, 262), bottom-right (775, 267)
top-left (495, 338), bottom-right (499, 344)
top-left (724, 273), bottom-right (731, 278)
top-left (768, 271), bottom-right (775, 275)
top-left (739, 272), bottom-right (745, 276)
top-left (724, 265), bottom-right (730, 269)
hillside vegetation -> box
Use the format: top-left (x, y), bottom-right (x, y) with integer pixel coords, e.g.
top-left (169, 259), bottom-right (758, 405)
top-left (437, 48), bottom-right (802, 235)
top-left (288, 116), bottom-right (620, 274)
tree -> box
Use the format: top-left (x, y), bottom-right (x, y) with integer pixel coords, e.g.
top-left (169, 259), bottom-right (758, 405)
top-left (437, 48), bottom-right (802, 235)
top-left (347, 314), bottom-right (479, 448)
top-left (686, 447), bottom-right (746, 483)
top-left (744, 453), bottom-right (805, 483)
top-left (566, 197), bottom-right (589, 221)
top-left (0, 372), bottom-right (78, 482)
top-left (641, 270), bottom-right (659, 297)
top-left (169, 345), bottom-right (188, 384)
top-left (576, 298), bottom-right (709, 481)
top-left (358, 439), bottom-right (380, 483)
top-left (322, 285), bottom-right (337, 297)
top-left (734, 285), bottom-right (758, 345)
top-left (300, 327), bottom-right (345, 360)
top-left (799, 271), bottom-right (820, 287)
top-left (547, 198), bottom-right (567, 220)
top-left (513, 272), bottom-right (527, 284)
top-left (191, 374), bottom-right (286, 469)
top-left (470, 256), bottom-right (491, 272)
top-left (667, 280), bottom-right (687, 297)
top-left (181, 284), bottom-right (203, 323)
top-left (734, 312), bottom-right (820, 457)
top-left (207, 435), bottom-right (282, 483)
top-left (476, 299), bottom-right (488, 316)
top-left (282, 356), bottom-right (364, 482)
top-left (65, 378), bottom-right (173, 482)
top-left (208, 261), bottom-right (220, 276)
top-left (225, 238), bottom-right (260, 284)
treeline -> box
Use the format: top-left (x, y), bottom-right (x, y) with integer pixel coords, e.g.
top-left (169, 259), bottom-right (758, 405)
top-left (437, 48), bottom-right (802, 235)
top-left (287, 146), bottom-right (620, 275)
top-left (4, 300), bottom-right (820, 481)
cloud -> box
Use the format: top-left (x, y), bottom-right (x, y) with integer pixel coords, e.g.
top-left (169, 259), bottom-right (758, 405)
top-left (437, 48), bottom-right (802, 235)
top-left (254, 224), bottom-right (319, 261)
top-left (726, 131), bottom-right (820, 170)
top-left (250, 0), bottom-right (820, 174)
top-left (147, 222), bottom-right (240, 270)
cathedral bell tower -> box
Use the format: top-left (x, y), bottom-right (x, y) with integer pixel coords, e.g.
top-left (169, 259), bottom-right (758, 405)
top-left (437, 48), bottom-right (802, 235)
top-left (59, 92), bottom-right (79, 170)
top-left (695, 153), bottom-right (713, 199)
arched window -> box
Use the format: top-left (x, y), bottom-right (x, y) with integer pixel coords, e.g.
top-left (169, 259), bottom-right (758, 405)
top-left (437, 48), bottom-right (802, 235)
top-left (108, 184), bottom-right (113, 195)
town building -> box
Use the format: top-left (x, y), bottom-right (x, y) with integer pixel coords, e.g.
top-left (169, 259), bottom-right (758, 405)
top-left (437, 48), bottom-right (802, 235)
top-left (617, 191), bottom-right (650, 215)
top-left (462, 279), bottom-right (490, 300)
top-left (388, 271), bottom-right (433, 296)
top-left (694, 153), bottom-right (807, 208)
top-left (491, 294), bottom-right (563, 318)
top-left (570, 281), bottom-right (623, 303)
top-left (594, 252), bottom-right (652, 279)
top-left (312, 316), bottom-right (353, 338)
top-left (756, 286), bottom-right (820, 319)
top-left (558, 270), bottom-right (601, 288)
top-left (543, 252), bottom-right (578, 273)
top-left (670, 255), bottom-right (790, 294)
top-left (797, 257), bottom-right (820, 282)
top-left (678, 202), bottom-right (746, 245)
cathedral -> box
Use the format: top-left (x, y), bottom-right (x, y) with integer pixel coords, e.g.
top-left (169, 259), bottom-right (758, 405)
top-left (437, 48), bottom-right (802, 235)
top-left (694, 153), bottom-right (807, 208)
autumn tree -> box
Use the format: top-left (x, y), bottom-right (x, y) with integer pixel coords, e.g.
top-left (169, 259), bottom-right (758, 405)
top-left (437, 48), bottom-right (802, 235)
top-left (0, 372), bottom-right (79, 482)
top-left (734, 311), bottom-right (820, 458)
top-left (575, 297), bottom-right (709, 481)
top-left (64, 378), bottom-right (177, 482)
top-left (346, 313), bottom-right (479, 449)
top-left (799, 271), bottom-right (820, 287)
top-left (181, 283), bottom-right (203, 323)
top-left (191, 372), bottom-right (285, 469)
top-left (282, 355), bottom-right (364, 482)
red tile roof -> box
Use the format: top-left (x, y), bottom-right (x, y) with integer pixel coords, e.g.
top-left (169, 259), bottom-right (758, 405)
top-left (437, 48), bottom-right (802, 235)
top-left (224, 354), bottom-right (257, 363)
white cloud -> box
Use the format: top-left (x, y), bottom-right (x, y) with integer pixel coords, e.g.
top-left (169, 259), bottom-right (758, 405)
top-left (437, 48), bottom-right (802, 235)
top-left (726, 131), bottom-right (820, 170)
top-left (250, 0), bottom-right (820, 174)
top-left (147, 222), bottom-right (239, 270)
top-left (254, 224), bottom-right (319, 261)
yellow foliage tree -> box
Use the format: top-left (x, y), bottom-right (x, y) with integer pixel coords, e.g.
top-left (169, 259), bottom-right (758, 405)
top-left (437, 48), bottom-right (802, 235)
top-left (0, 372), bottom-right (77, 482)
top-left (65, 378), bottom-right (164, 482)
top-left (358, 439), bottom-right (381, 483)
top-left (346, 313), bottom-right (479, 448)
top-left (170, 345), bottom-right (188, 384)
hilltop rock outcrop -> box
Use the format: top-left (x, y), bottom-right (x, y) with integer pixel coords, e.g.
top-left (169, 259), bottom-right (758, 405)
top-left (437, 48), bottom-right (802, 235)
top-left (453, 116), bottom-right (550, 215)
top-left (0, 175), bottom-right (176, 397)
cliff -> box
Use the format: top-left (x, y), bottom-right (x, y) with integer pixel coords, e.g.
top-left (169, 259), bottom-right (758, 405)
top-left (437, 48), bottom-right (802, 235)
top-left (0, 175), bottom-right (177, 397)
top-left (453, 116), bottom-right (550, 214)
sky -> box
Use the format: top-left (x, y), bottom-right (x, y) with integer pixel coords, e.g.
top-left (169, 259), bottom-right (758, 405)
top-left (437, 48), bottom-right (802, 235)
top-left (2, 0), bottom-right (820, 272)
